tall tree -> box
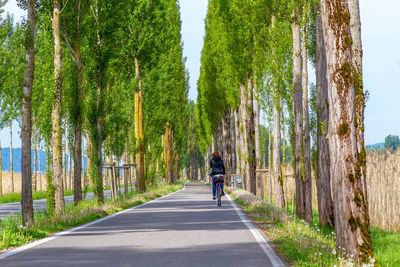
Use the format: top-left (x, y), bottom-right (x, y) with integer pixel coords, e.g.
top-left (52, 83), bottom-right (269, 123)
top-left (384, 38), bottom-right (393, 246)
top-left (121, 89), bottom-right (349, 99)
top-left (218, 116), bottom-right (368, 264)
top-left (51, 0), bottom-right (64, 212)
top-left (320, 0), bottom-right (374, 261)
top-left (301, 22), bottom-right (313, 223)
top-left (20, 0), bottom-right (35, 226)
top-left (291, 7), bottom-right (306, 218)
top-left (314, 5), bottom-right (334, 227)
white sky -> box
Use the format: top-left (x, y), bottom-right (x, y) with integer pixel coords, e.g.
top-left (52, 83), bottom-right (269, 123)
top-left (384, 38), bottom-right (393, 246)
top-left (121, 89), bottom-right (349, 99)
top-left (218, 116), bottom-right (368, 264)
top-left (1, 0), bottom-right (399, 147)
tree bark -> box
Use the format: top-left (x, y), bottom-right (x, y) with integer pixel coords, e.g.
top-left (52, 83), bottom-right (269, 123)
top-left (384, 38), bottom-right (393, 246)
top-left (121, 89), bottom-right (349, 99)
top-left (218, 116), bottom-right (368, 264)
top-left (86, 132), bottom-right (93, 187)
top-left (21, 0), bottom-right (36, 226)
top-left (315, 7), bottom-right (334, 227)
top-left (134, 58), bottom-right (146, 191)
top-left (234, 109), bottom-right (240, 176)
top-left (246, 78), bottom-right (256, 195)
top-left (52, 0), bottom-right (64, 212)
top-left (230, 108), bottom-right (236, 175)
top-left (268, 119), bottom-right (272, 203)
top-left (302, 27), bottom-right (313, 223)
top-left (239, 84), bottom-right (248, 189)
top-left (74, 0), bottom-right (83, 203)
top-left (254, 87), bottom-right (262, 197)
top-left (291, 9), bottom-right (305, 219)
top-left (273, 102), bottom-right (285, 208)
top-left (254, 87), bottom-right (261, 168)
top-left (95, 76), bottom-right (104, 203)
top-left (320, 0), bottom-right (374, 261)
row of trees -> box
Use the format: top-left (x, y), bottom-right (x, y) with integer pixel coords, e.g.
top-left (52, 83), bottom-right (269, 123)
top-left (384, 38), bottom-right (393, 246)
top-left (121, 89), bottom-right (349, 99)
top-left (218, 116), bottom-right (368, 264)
top-left (197, 0), bottom-right (374, 262)
top-left (0, 0), bottom-right (191, 228)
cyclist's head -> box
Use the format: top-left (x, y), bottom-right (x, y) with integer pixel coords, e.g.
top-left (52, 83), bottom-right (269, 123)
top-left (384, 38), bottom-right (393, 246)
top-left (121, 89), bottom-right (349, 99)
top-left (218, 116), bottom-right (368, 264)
top-left (212, 152), bottom-right (220, 157)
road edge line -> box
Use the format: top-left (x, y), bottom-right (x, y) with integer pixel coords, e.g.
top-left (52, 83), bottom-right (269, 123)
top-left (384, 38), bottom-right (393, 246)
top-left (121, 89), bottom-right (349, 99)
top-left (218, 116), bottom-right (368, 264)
top-left (226, 193), bottom-right (286, 267)
top-left (0, 185), bottom-right (186, 260)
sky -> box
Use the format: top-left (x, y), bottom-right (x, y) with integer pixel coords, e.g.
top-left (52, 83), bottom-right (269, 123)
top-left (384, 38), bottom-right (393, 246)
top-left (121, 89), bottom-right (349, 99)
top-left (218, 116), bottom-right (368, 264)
top-left (1, 0), bottom-right (399, 148)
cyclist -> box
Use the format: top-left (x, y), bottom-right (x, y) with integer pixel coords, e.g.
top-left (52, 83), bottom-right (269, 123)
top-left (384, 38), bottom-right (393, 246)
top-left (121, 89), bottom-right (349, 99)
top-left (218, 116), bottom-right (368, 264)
top-left (210, 152), bottom-right (226, 200)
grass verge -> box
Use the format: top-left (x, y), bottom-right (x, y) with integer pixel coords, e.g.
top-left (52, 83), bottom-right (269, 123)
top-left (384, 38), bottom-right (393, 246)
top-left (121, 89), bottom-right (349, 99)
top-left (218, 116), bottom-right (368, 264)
top-left (0, 180), bottom-right (185, 252)
top-left (226, 188), bottom-right (397, 266)
top-left (0, 186), bottom-right (113, 204)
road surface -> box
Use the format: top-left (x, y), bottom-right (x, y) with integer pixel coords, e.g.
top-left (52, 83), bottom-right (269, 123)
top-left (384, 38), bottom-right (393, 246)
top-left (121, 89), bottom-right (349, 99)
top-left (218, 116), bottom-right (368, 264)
top-left (0, 183), bottom-right (285, 266)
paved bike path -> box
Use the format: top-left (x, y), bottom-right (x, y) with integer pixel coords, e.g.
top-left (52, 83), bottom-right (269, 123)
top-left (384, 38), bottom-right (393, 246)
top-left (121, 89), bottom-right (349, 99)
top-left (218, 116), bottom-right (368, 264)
top-left (0, 183), bottom-right (284, 266)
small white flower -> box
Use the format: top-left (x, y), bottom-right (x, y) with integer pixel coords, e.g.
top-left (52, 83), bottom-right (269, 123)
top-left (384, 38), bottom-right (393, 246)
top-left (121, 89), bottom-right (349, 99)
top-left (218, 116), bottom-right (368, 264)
top-left (332, 249), bottom-right (337, 255)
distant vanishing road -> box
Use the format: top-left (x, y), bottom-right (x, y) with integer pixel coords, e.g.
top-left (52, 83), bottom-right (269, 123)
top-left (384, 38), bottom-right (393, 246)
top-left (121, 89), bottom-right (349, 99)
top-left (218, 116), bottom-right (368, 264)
top-left (0, 183), bottom-right (285, 267)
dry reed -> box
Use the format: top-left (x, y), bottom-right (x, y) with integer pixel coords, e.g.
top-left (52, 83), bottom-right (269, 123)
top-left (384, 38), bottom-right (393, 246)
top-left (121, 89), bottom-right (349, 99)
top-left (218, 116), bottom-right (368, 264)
top-left (256, 151), bottom-right (400, 231)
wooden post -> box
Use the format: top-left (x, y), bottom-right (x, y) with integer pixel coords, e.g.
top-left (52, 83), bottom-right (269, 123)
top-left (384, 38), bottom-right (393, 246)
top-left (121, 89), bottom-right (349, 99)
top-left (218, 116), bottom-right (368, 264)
top-left (124, 167), bottom-right (128, 197)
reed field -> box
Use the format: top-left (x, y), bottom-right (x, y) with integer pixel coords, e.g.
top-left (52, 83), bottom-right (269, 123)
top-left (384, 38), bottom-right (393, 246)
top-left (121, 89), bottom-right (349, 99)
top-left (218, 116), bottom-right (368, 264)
top-left (0, 171), bottom-right (47, 194)
top-left (256, 149), bottom-right (400, 231)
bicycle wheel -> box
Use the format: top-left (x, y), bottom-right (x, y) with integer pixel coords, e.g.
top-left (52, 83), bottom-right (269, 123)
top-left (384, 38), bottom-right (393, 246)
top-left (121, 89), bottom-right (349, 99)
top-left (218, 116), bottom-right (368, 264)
top-left (217, 184), bottom-right (222, 207)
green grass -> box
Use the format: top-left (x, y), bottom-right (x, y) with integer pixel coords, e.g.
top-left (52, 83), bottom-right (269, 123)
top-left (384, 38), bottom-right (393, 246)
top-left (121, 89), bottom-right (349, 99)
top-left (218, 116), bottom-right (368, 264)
top-left (371, 227), bottom-right (400, 266)
top-left (228, 189), bottom-right (395, 266)
top-left (0, 186), bottom-right (111, 204)
top-left (0, 181), bottom-right (185, 251)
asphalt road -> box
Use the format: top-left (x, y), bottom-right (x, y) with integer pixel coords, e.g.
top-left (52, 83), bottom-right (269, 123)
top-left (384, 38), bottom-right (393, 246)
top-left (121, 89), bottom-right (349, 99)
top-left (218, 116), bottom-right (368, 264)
top-left (0, 183), bottom-right (285, 267)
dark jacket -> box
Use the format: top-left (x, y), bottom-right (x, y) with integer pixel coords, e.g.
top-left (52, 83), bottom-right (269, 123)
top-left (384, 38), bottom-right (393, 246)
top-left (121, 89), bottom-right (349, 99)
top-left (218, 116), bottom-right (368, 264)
top-left (210, 156), bottom-right (226, 176)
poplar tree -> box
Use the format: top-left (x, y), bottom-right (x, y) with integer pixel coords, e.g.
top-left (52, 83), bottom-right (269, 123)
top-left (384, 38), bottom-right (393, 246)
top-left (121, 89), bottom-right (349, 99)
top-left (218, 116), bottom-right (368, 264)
top-left (320, 0), bottom-right (374, 261)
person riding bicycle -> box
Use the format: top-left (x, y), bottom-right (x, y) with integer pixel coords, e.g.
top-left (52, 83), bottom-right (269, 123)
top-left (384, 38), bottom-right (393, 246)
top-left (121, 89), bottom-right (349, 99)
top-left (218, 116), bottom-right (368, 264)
top-left (210, 152), bottom-right (226, 200)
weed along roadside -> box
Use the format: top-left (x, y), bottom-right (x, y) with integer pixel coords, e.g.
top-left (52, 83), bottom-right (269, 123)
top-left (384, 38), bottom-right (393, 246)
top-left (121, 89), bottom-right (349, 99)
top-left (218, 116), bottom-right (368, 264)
top-left (225, 187), bottom-right (399, 267)
top-left (0, 181), bottom-right (186, 252)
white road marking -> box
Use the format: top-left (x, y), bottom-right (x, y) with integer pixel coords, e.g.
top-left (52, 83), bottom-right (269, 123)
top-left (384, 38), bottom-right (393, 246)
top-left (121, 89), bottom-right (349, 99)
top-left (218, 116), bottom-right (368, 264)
top-left (0, 186), bottom-right (185, 260)
top-left (226, 193), bottom-right (286, 267)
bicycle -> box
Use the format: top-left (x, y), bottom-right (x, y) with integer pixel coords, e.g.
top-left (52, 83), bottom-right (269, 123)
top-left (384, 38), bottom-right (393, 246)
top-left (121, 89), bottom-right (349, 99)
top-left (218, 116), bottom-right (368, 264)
top-left (216, 182), bottom-right (223, 207)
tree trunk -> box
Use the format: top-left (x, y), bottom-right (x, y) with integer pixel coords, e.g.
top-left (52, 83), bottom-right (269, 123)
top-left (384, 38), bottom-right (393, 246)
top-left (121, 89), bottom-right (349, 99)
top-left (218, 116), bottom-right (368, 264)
top-left (46, 141), bottom-right (55, 212)
top-left (291, 9), bottom-right (305, 218)
top-left (95, 81), bottom-right (104, 203)
top-left (281, 111), bottom-right (288, 211)
top-left (86, 132), bottom-right (93, 186)
top-left (21, 0), bottom-right (35, 226)
top-left (74, 3), bottom-right (83, 202)
top-left (302, 27), bottom-right (313, 223)
top-left (320, 0), bottom-right (374, 261)
top-left (52, 0), bottom-right (64, 212)
top-left (10, 121), bottom-right (14, 193)
top-left (234, 109), bottom-right (240, 176)
top-left (273, 102), bottom-right (285, 208)
top-left (246, 78), bottom-right (256, 195)
top-left (230, 108), bottom-right (236, 175)
top-left (315, 7), bottom-right (334, 227)
top-left (254, 87), bottom-right (261, 168)
top-left (239, 84), bottom-right (248, 189)
top-left (254, 87), bottom-right (262, 197)
top-left (268, 121), bottom-right (272, 203)
top-left (134, 58), bottom-right (146, 191)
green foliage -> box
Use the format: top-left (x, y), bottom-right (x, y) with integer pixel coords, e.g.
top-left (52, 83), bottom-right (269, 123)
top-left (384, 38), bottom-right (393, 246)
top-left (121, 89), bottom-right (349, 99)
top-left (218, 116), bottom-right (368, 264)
top-left (384, 135), bottom-right (399, 150)
top-left (0, 14), bottom-right (25, 129)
